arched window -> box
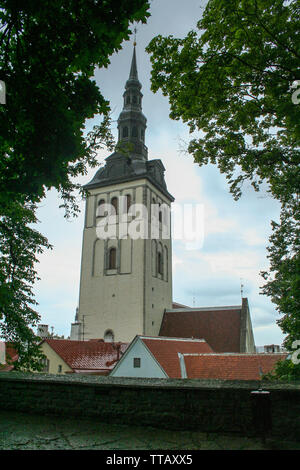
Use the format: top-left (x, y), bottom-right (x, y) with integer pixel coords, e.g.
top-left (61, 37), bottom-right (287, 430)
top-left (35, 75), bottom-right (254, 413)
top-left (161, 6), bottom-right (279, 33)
top-left (126, 194), bottom-right (131, 213)
top-left (132, 126), bottom-right (138, 138)
top-left (133, 95), bottom-right (137, 104)
top-left (141, 129), bottom-right (145, 141)
top-left (109, 247), bottom-right (117, 269)
top-left (126, 95), bottom-right (130, 105)
top-left (97, 199), bottom-right (106, 217)
top-left (104, 329), bottom-right (114, 343)
top-left (158, 203), bottom-right (162, 223)
top-left (122, 126), bottom-right (128, 138)
top-left (111, 197), bottom-right (118, 215)
top-left (164, 246), bottom-right (168, 281)
top-left (152, 240), bottom-right (157, 277)
top-left (158, 251), bottom-right (163, 275)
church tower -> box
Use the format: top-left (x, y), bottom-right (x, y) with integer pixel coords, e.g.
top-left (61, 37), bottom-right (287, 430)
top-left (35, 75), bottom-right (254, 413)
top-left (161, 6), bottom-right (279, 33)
top-left (71, 45), bottom-right (174, 343)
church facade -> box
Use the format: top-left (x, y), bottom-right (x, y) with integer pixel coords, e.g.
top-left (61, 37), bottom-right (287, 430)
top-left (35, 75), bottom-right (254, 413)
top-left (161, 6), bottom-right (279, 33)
top-left (71, 46), bottom-right (174, 343)
top-left (70, 45), bottom-right (256, 354)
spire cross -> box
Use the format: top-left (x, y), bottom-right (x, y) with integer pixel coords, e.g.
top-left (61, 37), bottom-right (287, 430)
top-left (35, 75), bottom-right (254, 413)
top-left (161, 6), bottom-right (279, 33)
top-left (133, 26), bottom-right (137, 46)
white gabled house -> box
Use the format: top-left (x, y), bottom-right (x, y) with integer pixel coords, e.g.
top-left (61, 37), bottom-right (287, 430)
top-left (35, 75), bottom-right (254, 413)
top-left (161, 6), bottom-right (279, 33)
top-left (110, 335), bottom-right (214, 379)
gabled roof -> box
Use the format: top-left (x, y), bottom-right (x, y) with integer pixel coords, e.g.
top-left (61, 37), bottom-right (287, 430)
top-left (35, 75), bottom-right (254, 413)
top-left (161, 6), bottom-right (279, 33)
top-left (42, 339), bottom-right (128, 372)
top-left (139, 336), bottom-right (214, 378)
top-left (160, 299), bottom-right (253, 353)
top-left (182, 353), bottom-right (288, 380)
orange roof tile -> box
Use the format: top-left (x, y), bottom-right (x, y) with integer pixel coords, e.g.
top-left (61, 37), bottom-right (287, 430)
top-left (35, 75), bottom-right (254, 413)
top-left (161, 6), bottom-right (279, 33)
top-left (43, 339), bottom-right (128, 371)
top-left (183, 353), bottom-right (288, 380)
top-left (140, 336), bottom-right (214, 378)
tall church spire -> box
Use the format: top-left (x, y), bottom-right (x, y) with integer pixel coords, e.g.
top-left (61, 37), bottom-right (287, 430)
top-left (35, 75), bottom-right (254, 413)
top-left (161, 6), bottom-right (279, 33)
top-left (129, 44), bottom-right (138, 81)
top-left (117, 43), bottom-right (148, 160)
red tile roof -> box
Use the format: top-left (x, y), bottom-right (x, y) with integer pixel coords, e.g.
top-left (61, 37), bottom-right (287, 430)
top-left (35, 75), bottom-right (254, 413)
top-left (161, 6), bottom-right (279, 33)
top-left (140, 336), bottom-right (214, 378)
top-left (183, 353), bottom-right (288, 380)
top-left (172, 302), bottom-right (190, 309)
top-left (160, 307), bottom-right (242, 352)
top-left (0, 343), bottom-right (19, 371)
top-left (43, 339), bottom-right (128, 372)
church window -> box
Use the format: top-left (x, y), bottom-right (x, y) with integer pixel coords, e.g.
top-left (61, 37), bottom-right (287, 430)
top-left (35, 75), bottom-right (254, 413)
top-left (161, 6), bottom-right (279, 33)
top-left (159, 203), bottom-right (162, 223)
top-left (126, 95), bottom-right (130, 105)
top-left (133, 95), bottom-right (137, 104)
top-left (104, 329), bottom-right (114, 342)
top-left (97, 199), bottom-right (106, 217)
top-left (164, 246), bottom-right (168, 281)
top-left (132, 126), bottom-right (138, 137)
top-left (141, 129), bottom-right (144, 141)
top-left (111, 197), bottom-right (118, 215)
top-left (126, 194), bottom-right (131, 213)
top-left (122, 126), bottom-right (128, 138)
top-left (133, 357), bottom-right (141, 368)
top-left (152, 240), bottom-right (157, 277)
top-left (109, 247), bottom-right (117, 269)
top-left (158, 251), bottom-right (163, 275)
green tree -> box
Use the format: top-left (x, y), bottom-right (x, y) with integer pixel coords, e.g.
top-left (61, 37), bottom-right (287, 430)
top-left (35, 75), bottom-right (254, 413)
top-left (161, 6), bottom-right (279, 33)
top-left (0, 200), bottom-right (50, 370)
top-left (146, 0), bottom-right (300, 355)
top-left (0, 0), bottom-right (150, 369)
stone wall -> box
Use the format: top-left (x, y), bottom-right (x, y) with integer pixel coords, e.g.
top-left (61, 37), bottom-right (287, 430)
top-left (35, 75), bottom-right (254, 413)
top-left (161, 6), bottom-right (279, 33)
top-left (0, 372), bottom-right (299, 441)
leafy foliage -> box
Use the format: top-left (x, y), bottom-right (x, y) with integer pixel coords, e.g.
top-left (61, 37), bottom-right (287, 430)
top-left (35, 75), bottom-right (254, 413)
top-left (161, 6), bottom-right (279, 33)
top-left (0, 0), bottom-right (150, 210)
top-left (0, 198), bottom-right (50, 370)
top-left (263, 359), bottom-right (300, 383)
top-left (0, 0), bottom-right (150, 369)
top-left (146, 0), bottom-right (300, 354)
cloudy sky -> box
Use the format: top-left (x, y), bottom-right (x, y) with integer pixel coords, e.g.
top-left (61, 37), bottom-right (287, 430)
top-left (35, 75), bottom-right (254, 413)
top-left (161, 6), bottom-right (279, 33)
top-left (33, 0), bottom-right (285, 347)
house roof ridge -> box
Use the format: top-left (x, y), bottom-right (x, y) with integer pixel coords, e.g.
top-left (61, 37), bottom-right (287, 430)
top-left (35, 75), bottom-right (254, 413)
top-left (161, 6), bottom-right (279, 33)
top-left (140, 335), bottom-right (206, 342)
top-left (166, 306), bottom-right (242, 312)
top-left (182, 352), bottom-right (288, 357)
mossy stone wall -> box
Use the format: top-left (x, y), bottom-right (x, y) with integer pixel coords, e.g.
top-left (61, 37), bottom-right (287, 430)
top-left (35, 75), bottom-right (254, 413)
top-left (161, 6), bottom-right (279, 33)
top-left (0, 372), bottom-right (299, 440)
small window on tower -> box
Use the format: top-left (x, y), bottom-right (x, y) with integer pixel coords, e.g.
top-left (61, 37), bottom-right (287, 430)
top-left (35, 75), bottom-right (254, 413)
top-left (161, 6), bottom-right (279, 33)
top-left (104, 330), bottom-right (114, 342)
top-left (133, 357), bottom-right (141, 368)
top-left (111, 197), bottom-right (118, 215)
top-left (126, 96), bottom-right (130, 105)
top-left (97, 199), bottom-right (106, 217)
top-left (122, 126), bottom-right (128, 138)
top-left (109, 247), bottom-right (117, 269)
top-left (126, 194), bottom-right (131, 213)
top-left (133, 95), bottom-right (137, 104)
top-left (132, 126), bottom-right (138, 138)
top-left (158, 252), bottom-right (163, 275)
